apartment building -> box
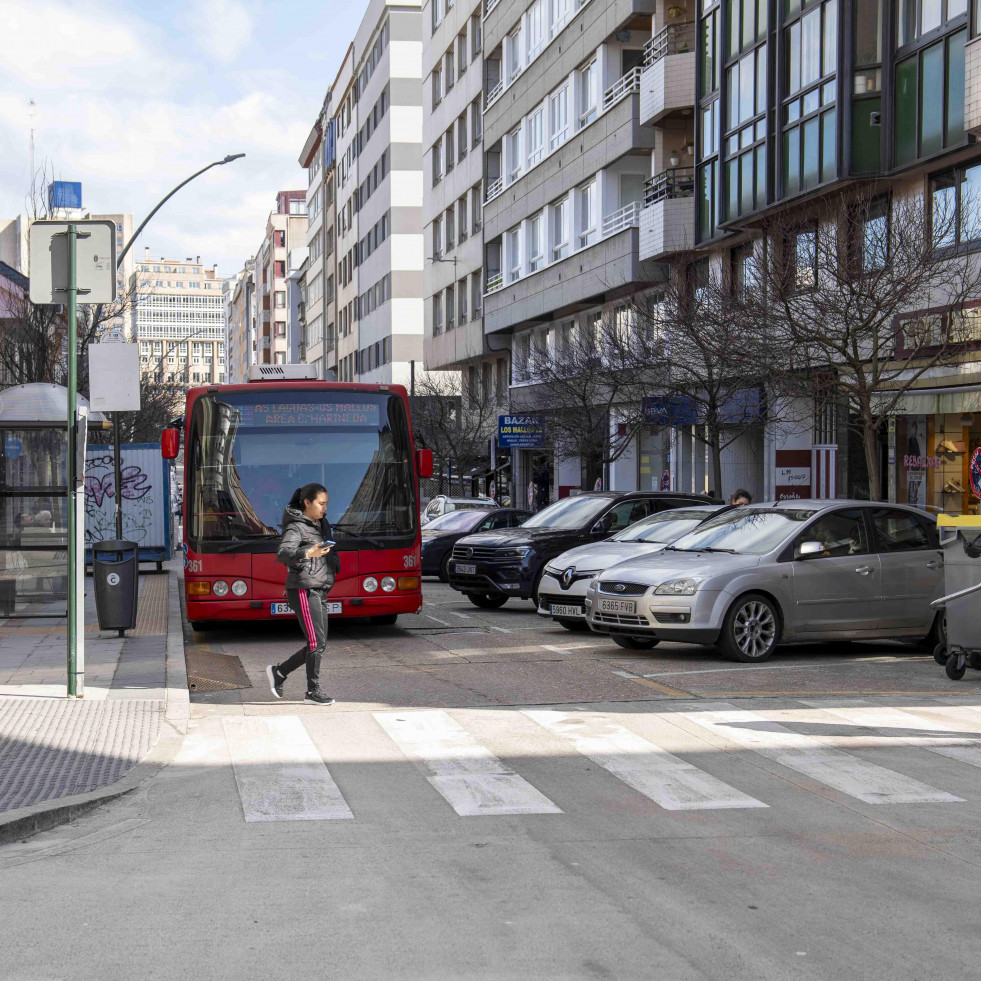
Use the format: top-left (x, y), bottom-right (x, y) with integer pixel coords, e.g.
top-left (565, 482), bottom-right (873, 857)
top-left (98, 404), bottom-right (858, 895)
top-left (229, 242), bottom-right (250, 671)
top-left (668, 0), bottom-right (981, 509)
top-left (132, 252), bottom-right (225, 387)
top-left (480, 0), bottom-right (658, 502)
top-left (224, 260), bottom-right (255, 384)
top-left (424, 0), bottom-right (511, 420)
top-left (299, 94), bottom-right (339, 379)
top-left (329, 0), bottom-right (425, 386)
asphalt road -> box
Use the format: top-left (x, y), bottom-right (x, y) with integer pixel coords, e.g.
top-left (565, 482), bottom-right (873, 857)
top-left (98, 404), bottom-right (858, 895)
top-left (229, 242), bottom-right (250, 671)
top-left (3, 580), bottom-right (981, 980)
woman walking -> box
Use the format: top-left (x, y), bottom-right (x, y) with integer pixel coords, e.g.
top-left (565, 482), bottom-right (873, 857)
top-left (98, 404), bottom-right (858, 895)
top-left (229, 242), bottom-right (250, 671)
top-left (266, 482), bottom-right (340, 705)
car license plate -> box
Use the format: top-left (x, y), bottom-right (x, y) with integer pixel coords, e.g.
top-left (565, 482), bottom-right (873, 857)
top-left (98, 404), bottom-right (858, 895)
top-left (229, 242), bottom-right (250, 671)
top-left (455, 563), bottom-right (477, 575)
top-left (271, 602), bottom-right (342, 615)
top-left (599, 598), bottom-right (636, 614)
top-left (551, 604), bottom-right (582, 617)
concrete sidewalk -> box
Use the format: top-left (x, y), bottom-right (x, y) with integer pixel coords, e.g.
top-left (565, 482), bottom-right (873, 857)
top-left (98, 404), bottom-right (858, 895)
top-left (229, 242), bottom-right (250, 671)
top-left (0, 559), bottom-right (188, 842)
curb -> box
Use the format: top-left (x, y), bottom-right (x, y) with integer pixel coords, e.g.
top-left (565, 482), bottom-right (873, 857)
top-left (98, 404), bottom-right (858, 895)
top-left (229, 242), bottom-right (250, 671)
top-left (0, 569), bottom-right (190, 845)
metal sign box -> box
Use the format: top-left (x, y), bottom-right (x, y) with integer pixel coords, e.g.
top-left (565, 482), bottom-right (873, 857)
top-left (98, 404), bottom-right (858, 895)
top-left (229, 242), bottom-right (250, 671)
top-left (28, 220), bottom-right (117, 305)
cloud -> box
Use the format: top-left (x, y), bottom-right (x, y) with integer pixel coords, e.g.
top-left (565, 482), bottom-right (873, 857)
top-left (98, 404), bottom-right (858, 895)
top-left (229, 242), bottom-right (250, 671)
top-left (190, 0), bottom-right (255, 64)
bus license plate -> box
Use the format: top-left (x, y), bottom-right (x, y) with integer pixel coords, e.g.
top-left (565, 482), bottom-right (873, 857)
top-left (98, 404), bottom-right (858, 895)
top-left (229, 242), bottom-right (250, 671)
top-left (599, 598), bottom-right (636, 614)
top-left (551, 604), bottom-right (582, 618)
top-left (455, 563), bottom-right (477, 575)
top-left (271, 602), bottom-right (342, 615)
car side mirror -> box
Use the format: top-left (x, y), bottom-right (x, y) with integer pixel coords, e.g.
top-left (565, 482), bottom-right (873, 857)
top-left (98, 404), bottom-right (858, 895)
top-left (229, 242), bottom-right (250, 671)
top-left (590, 521), bottom-right (607, 536)
top-left (797, 541), bottom-right (824, 558)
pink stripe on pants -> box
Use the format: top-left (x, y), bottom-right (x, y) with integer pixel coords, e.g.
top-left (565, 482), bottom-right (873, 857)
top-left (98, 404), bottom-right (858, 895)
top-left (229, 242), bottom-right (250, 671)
top-left (298, 589), bottom-right (317, 650)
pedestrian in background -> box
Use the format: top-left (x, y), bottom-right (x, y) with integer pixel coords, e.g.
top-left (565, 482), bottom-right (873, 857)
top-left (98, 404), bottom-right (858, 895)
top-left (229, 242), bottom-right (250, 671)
top-left (266, 482), bottom-right (340, 705)
top-left (729, 489), bottom-right (752, 507)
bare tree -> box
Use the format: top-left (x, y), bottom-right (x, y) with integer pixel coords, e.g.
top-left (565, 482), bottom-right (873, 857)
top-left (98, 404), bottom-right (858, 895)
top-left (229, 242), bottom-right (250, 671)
top-left (630, 254), bottom-right (789, 498)
top-left (758, 185), bottom-right (981, 500)
top-left (410, 371), bottom-right (499, 494)
top-left (114, 373), bottom-right (186, 444)
top-left (514, 309), bottom-right (654, 490)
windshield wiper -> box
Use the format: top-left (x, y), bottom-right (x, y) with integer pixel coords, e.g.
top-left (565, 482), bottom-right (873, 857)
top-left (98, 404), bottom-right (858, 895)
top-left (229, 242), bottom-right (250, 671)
top-left (218, 534), bottom-right (280, 553)
top-left (332, 523), bottom-right (385, 549)
top-left (694, 546), bottom-right (737, 554)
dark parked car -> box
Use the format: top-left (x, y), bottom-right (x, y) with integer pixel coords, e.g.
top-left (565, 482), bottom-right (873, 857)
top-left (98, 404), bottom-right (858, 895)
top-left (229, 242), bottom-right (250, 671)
top-left (447, 491), bottom-right (718, 608)
top-left (422, 508), bottom-right (533, 581)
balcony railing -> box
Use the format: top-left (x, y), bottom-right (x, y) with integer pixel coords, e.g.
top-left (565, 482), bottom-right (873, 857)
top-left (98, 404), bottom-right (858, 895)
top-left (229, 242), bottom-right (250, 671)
top-left (486, 273), bottom-right (504, 293)
top-left (643, 22), bottom-right (696, 67)
top-left (485, 176), bottom-right (504, 203)
top-left (644, 168), bottom-right (695, 206)
top-left (602, 67), bottom-right (642, 111)
top-left (485, 79), bottom-right (504, 110)
top-left (484, 0), bottom-right (500, 14)
top-left (601, 201), bottom-right (642, 237)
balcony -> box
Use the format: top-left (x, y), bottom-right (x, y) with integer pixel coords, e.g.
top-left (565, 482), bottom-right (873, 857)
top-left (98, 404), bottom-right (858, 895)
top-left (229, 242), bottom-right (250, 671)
top-left (639, 168), bottom-right (695, 261)
top-left (639, 24), bottom-right (695, 126)
top-left (602, 67), bottom-right (642, 113)
top-left (485, 79), bottom-right (504, 111)
top-left (601, 201), bottom-right (642, 237)
top-left (485, 176), bottom-right (504, 204)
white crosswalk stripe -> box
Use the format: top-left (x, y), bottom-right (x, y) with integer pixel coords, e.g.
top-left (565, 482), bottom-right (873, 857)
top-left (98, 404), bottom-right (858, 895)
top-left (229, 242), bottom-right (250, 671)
top-left (372, 709), bottom-right (562, 816)
top-left (220, 716), bottom-right (354, 822)
top-left (680, 705), bottom-right (964, 804)
top-left (523, 709), bottom-right (768, 811)
top-left (801, 701), bottom-right (981, 770)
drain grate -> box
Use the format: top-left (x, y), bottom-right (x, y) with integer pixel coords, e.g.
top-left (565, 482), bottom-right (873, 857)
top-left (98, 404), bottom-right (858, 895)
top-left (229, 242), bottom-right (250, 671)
top-left (185, 650), bottom-right (253, 692)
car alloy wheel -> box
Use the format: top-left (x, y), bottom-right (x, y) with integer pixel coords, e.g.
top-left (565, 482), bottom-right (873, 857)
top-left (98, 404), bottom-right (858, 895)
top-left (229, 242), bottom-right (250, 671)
top-left (722, 593), bottom-right (779, 662)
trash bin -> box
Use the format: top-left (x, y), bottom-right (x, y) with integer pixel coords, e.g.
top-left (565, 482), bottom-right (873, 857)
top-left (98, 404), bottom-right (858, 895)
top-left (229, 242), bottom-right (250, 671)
top-left (930, 516), bottom-right (981, 681)
top-left (92, 540), bottom-right (139, 635)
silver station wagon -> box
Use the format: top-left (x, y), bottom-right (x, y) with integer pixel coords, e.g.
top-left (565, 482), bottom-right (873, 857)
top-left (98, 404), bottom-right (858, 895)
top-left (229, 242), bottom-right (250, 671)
top-left (584, 500), bottom-right (945, 661)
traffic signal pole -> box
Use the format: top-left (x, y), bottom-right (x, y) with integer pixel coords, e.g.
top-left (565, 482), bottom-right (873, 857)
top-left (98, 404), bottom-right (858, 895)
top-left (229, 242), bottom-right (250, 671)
top-left (67, 222), bottom-right (78, 697)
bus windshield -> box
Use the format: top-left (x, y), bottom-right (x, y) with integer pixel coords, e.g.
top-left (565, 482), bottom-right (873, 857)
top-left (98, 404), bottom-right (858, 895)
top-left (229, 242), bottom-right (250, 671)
top-left (188, 391), bottom-right (416, 546)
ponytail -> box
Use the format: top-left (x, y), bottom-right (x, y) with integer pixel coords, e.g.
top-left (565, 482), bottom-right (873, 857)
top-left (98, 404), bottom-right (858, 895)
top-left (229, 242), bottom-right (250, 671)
top-left (289, 482), bottom-right (328, 509)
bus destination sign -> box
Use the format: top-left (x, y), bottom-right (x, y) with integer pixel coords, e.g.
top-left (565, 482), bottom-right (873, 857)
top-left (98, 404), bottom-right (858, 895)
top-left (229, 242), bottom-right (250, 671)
top-left (241, 401), bottom-right (381, 427)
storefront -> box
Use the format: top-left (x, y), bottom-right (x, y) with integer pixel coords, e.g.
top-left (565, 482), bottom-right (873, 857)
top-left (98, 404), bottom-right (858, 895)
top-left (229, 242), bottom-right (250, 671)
top-left (888, 388), bottom-right (981, 516)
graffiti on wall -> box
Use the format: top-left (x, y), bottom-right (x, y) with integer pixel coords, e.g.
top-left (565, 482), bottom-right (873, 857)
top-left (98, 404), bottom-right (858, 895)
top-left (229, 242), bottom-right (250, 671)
top-left (84, 453), bottom-right (154, 543)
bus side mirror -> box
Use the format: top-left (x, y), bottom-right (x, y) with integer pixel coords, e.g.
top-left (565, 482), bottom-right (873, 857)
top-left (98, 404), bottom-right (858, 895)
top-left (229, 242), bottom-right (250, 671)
top-left (416, 448), bottom-right (433, 479)
top-left (161, 428), bottom-right (180, 460)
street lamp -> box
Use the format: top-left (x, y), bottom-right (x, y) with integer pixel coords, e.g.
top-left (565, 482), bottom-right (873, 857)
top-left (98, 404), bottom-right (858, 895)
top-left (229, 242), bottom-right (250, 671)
top-left (103, 153), bottom-right (245, 538)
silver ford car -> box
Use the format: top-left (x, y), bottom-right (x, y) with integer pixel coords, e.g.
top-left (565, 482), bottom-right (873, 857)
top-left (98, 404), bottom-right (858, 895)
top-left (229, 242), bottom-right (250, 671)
top-left (537, 505), bottom-right (729, 630)
top-left (584, 500), bottom-right (945, 661)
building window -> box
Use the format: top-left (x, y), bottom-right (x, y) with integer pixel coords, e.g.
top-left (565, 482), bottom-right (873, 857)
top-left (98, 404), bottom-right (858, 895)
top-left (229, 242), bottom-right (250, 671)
top-left (471, 185), bottom-right (482, 232)
top-left (432, 65), bottom-right (442, 108)
top-left (506, 26), bottom-right (523, 84)
top-left (274, 352), bottom-right (287, 364)
top-left (445, 47), bottom-right (455, 91)
top-left (787, 225), bottom-right (817, 291)
top-left (458, 196), bottom-right (468, 243)
top-left (549, 83), bottom-right (570, 150)
top-left (274, 290), bottom-right (286, 307)
top-left (433, 292), bottom-right (443, 335)
top-left (551, 197), bottom-right (569, 260)
top-left (446, 284), bottom-right (455, 331)
top-left (433, 215), bottom-right (443, 258)
top-left (471, 98), bottom-right (482, 146)
top-left (275, 321), bottom-right (286, 337)
top-left (894, 28), bottom-right (966, 167)
top-left (578, 181), bottom-right (597, 247)
top-left (471, 14), bottom-right (482, 56)
top-left (496, 358), bottom-right (508, 401)
top-left (507, 127), bottom-right (522, 182)
top-left (898, 0), bottom-right (968, 46)
top-left (445, 125), bottom-right (455, 173)
top-left (274, 230), bottom-right (285, 247)
top-left (458, 278), bottom-right (468, 324)
top-left (458, 113), bottom-right (468, 160)
top-left (526, 106), bottom-right (545, 166)
top-left (458, 28), bottom-right (468, 75)
top-left (577, 60), bottom-right (598, 127)
top-left (930, 160), bottom-right (981, 247)
top-left (471, 271), bottom-right (483, 316)
top-left (432, 139), bottom-right (443, 186)
top-left (855, 196), bottom-right (890, 272)
top-left (527, 0), bottom-right (545, 60)
top-left (507, 228), bottom-right (521, 282)
top-left (274, 260), bottom-right (285, 277)
top-left (446, 207), bottom-right (455, 252)
top-left (527, 212), bottom-right (544, 271)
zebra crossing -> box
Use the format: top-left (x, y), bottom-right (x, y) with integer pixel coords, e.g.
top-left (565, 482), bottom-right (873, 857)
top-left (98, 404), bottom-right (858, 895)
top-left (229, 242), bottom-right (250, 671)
top-left (175, 701), bottom-right (981, 823)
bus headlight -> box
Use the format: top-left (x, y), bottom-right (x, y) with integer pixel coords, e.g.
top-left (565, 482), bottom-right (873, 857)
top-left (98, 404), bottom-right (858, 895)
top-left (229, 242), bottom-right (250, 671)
top-left (381, 576), bottom-right (396, 592)
top-left (363, 576), bottom-right (379, 593)
top-left (231, 580), bottom-right (248, 597)
top-left (212, 580), bottom-right (229, 597)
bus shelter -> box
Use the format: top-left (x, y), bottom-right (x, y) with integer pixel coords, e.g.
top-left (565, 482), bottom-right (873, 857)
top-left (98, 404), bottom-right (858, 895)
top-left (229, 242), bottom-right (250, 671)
top-left (0, 383), bottom-right (107, 619)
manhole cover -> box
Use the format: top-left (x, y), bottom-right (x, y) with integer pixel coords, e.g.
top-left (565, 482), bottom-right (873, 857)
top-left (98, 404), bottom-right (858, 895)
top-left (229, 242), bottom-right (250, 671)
top-left (185, 650), bottom-right (253, 692)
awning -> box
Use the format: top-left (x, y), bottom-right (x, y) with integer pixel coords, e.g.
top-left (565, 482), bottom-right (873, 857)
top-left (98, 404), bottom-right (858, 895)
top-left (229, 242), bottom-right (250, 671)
top-left (876, 386), bottom-right (981, 416)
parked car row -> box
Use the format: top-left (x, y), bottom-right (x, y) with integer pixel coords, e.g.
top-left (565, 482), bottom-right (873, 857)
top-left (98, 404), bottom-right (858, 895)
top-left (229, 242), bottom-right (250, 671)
top-left (431, 492), bottom-right (946, 663)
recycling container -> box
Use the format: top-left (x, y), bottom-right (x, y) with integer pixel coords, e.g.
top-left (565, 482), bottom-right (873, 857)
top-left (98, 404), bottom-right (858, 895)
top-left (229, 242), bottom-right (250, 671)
top-left (92, 539), bottom-right (139, 634)
top-left (930, 516), bottom-right (981, 680)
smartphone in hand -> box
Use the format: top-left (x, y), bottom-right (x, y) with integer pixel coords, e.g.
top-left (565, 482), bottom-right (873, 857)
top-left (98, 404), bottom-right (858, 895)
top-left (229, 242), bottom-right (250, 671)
top-left (319, 540), bottom-right (336, 548)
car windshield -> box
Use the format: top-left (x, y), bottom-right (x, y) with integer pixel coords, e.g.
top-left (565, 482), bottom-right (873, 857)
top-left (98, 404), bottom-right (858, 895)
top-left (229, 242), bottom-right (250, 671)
top-left (520, 496), bottom-right (611, 530)
top-left (612, 509), bottom-right (720, 543)
top-left (669, 508), bottom-right (818, 554)
top-left (422, 510), bottom-right (487, 533)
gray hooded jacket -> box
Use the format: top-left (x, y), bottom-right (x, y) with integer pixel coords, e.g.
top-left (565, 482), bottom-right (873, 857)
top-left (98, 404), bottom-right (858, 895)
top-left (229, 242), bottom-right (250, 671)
top-left (276, 506), bottom-right (340, 591)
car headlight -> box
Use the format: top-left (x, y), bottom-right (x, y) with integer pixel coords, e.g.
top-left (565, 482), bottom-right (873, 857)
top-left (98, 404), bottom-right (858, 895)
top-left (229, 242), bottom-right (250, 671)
top-left (654, 577), bottom-right (704, 596)
top-left (363, 576), bottom-right (378, 593)
top-left (544, 564), bottom-right (562, 575)
top-left (231, 579), bottom-right (248, 597)
top-left (500, 546), bottom-right (533, 559)
top-left (212, 579), bottom-right (229, 597)
top-left (381, 576), bottom-right (396, 592)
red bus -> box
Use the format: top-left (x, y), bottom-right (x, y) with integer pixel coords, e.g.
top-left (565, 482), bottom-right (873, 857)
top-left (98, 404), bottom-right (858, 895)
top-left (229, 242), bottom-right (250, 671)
top-left (161, 365), bottom-right (433, 629)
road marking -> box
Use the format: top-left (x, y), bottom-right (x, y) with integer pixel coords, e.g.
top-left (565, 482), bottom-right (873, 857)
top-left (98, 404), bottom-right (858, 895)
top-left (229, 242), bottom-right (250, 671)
top-left (524, 710), bottom-right (767, 811)
top-left (373, 710), bottom-right (561, 816)
top-left (425, 614), bottom-right (450, 625)
top-left (220, 716), bottom-right (354, 823)
top-left (629, 678), bottom-right (690, 697)
top-left (448, 611), bottom-right (471, 619)
top-left (801, 701), bottom-right (981, 770)
top-left (488, 625), bottom-right (511, 633)
top-left (540, 644), bottom-right (574, 655)
top-left (680, 706), bottom-right (963, 804)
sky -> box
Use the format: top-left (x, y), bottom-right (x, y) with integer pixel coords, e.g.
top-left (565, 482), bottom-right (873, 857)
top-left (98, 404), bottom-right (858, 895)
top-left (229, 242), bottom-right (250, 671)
top-left (0, 0), bottom-right (370, 277)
